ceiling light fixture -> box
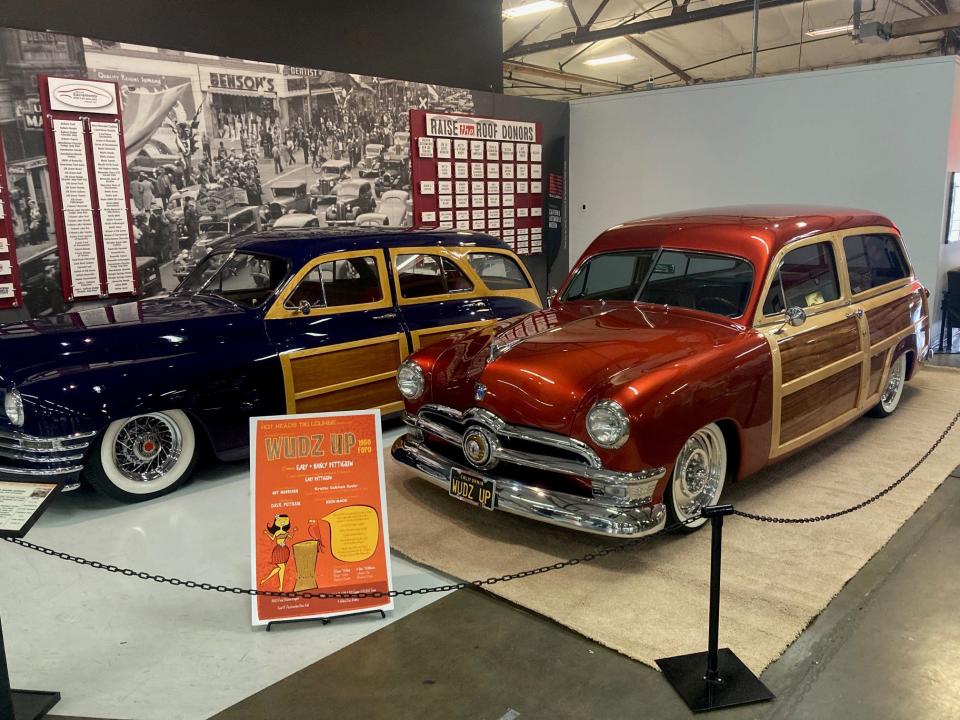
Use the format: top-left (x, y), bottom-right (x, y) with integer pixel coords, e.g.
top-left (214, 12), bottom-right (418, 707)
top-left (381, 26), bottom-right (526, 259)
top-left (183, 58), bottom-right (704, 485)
top-left (583, 53), bottom-right (635, 66)
top-left (805, 24), bottom-right (854, 38)
top-left (502, 1), bottom-right (563, 19)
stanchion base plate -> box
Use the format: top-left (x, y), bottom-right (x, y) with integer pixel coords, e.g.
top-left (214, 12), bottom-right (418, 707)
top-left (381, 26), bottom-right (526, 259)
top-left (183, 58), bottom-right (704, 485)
top-left (656, 648), bottom-right (773, 713)
top-left (11, 689), bottom-right (61, 720)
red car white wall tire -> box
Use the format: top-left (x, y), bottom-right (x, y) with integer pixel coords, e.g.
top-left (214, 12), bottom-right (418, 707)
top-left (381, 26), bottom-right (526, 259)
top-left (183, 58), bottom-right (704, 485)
top-left (666, 422), bottom-right (728, 531)
top-left (869, 352), bottom-right (908, 418)
top-left (83, 410), bottom-right (198, 502)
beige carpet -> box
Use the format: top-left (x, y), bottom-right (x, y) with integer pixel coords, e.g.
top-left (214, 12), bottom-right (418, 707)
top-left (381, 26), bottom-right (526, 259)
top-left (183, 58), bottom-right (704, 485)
top-left (385, 366), bottom-right (960, 672)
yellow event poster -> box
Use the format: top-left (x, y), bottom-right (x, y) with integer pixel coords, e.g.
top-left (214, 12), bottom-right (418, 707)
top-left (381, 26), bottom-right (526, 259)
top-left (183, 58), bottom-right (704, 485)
top-left (249, 410), bottom-right (393, 626)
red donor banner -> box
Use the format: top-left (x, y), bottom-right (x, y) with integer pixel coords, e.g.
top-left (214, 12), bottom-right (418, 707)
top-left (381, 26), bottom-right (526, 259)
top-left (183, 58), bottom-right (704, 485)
top-left (408, 108), bottom-right (544, 256)
top-left (249, 410), bottom-right (393, 626)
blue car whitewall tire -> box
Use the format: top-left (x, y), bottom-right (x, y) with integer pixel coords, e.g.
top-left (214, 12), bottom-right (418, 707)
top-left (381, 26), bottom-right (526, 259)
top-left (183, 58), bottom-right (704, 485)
top-left (83, 409), bottom-right (198, 502)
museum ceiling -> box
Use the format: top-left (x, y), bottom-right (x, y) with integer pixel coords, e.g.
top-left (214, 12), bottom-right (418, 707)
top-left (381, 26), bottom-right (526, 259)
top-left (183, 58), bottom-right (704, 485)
top-left (502, 0), bottom-right (959, 97)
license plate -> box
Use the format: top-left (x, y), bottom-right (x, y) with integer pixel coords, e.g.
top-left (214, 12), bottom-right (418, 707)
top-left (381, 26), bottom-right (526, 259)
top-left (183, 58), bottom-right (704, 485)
top-left (449, 468), bottom-right (496, 511)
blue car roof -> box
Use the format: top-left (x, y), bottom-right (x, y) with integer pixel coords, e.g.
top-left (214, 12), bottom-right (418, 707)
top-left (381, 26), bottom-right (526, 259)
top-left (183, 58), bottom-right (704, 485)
top-left (225, 228), bottom-right (513, 266)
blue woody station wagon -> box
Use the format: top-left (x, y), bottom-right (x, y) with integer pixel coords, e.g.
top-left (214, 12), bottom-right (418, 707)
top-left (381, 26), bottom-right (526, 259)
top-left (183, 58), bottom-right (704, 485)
top-left (0, 229), bottom-right (541, 501)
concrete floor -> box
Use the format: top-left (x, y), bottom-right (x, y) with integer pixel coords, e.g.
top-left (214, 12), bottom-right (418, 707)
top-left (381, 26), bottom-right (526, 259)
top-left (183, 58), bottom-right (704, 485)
top-left (21, 385), bottom-right (960, 720)
top-left (208, 467), bottom-right (960, 720)
top-left (3, 423), bottom-right (455, 720)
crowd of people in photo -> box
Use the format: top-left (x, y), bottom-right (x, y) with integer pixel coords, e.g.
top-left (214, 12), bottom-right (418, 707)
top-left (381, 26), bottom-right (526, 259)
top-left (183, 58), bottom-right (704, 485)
top-left (129, 160), bottom-right (196, 262)
top-left (211, 90), bottom-right (415, 175)
top-left (123, 84), bottom-right (454, 268)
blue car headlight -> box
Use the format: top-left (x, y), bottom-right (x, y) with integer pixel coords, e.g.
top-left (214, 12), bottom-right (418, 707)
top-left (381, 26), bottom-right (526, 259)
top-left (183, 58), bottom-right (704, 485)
top-left (4, 388), bottom-right (24, 427)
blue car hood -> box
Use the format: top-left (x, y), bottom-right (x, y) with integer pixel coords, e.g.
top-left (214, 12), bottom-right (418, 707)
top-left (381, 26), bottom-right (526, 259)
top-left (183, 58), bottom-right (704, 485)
top-left (0, 294), bottom-right (263, 385)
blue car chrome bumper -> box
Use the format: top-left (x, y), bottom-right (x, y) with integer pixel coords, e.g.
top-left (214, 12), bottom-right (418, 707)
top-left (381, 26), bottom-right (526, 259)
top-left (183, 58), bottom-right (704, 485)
top-left (0, 429), bottom-right (96, 483)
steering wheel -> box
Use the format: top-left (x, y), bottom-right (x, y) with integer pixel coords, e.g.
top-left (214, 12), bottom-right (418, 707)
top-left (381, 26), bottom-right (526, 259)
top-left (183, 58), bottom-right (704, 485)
top-left (697, 296), bottom-right (739, 317)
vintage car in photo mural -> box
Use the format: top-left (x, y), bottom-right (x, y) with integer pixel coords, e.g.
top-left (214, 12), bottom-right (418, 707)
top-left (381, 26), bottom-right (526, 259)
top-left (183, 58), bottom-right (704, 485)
top-left (392, 206), bottom-right (930, 537)
top-left (0, 229), bottom-right (541, 502)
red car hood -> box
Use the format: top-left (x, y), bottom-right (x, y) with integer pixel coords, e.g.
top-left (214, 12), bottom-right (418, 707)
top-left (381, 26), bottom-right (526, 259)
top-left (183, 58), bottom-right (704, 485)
top-left (444, 303), bottom-right (746, 433)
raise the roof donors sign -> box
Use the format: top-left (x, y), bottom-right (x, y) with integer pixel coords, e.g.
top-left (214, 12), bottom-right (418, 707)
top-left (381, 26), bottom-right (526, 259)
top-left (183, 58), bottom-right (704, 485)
top-left (424, 113), bottom-right (537, 143)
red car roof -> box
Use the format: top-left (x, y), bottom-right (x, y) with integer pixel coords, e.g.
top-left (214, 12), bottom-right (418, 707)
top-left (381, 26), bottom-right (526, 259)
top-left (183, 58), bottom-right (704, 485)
top-left (581, 205), bottom-right (897, 272)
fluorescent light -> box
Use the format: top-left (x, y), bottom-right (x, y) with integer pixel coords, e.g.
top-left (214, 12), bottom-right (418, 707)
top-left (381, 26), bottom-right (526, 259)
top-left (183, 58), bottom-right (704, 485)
top-left (805, 24), bottom-right (853, 38)
top-left (503, 1), bottom-right (562, 19)
top-left (583, 53), bottom-right (635, 66)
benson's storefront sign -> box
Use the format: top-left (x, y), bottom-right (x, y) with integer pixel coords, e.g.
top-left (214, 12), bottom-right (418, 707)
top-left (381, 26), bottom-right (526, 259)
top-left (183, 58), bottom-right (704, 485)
top-left (249, 410), bottom-right (393, 626)
top-left (425, 112), bottom-right (536, 142)
top-left (208, 72), bottom-right (277, 94)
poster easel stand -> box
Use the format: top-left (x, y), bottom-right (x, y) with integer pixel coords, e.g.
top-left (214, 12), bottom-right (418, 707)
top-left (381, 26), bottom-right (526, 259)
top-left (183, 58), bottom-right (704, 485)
top-left (266, 608), bottom-right (386, 632)
top-left (0, 480), bottom-right (64, 719)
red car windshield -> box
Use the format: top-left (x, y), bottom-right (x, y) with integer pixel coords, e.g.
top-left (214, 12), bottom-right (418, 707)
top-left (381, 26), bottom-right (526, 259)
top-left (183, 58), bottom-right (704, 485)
top-left (563, 249), bottom-right (754, 318)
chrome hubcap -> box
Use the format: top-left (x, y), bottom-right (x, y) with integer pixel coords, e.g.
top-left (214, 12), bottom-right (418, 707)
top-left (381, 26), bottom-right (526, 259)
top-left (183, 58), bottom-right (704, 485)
top-left (113, 413), bottom-right (182, 483)
top-left (881, 355), bottom-right (905, 411)
top-left (672, 425), bottom-right (726, 522)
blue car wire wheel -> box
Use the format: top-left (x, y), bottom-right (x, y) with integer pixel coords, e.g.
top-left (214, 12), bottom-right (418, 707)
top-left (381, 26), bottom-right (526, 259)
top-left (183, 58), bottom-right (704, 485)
top-left (84, 410), bottom-right (198, 502)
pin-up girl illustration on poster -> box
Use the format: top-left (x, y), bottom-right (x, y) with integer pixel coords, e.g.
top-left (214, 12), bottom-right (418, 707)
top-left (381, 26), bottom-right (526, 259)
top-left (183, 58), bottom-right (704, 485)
top-left (260, 514), bottom-right (296, 591)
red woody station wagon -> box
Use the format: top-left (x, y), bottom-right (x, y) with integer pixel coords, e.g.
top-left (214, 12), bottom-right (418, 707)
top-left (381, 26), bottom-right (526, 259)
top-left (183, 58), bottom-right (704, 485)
top-left (391, 206), bottom-right (931, 537)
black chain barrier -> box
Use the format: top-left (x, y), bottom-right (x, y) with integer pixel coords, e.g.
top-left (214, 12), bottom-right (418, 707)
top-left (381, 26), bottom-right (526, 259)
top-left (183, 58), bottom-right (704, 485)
top-left (4, 408), bottom-right (958, 598)
top-left (2, 518), bottom-right (699, 601)
top-left (735, 408), bottom-right (960, 524)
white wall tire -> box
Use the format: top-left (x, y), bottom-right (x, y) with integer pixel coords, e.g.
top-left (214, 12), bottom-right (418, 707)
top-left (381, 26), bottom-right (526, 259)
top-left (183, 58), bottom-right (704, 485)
top-left (870, 353), bottom-right (907, 417)
top-left (666, 422), bottom-right (727, 532)
top-left (84, 410), bottom-right (198, 502)
top-left (869, 353), bottom-right (907, 418)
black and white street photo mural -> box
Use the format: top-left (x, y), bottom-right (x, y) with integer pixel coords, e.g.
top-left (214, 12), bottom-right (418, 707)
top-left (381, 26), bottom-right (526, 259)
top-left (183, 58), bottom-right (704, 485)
top-left (0, 27), bottom-right (476, 321)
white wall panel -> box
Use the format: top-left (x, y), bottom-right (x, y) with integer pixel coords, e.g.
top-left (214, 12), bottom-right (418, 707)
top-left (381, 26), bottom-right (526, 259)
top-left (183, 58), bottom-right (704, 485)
top-left (569, 57), bottom-right (958, 300)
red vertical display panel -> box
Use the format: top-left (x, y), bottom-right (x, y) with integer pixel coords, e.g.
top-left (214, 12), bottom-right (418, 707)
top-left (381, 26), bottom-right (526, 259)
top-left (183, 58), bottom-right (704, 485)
top-left (0, 134), bottom-right (24, 310)
top-left (38, 75), bottom-right (139, 303)
top-left (409, 109), bottom-right (544, 256)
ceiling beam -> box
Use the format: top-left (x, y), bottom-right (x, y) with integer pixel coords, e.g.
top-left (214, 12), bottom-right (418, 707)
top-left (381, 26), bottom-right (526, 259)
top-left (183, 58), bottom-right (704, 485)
top-left (584, 0), bottom-right (612, 29)
top-left (566, 0), bottom-right (583, 29)
top-left (504, 59), bottom-right (631, 89)
top-left (915, 0), bottom-right (960, 49)
top-left (625, 35), bottom-right (694, 84)
top-left (505, 14), bottom-right (552, 54)
top-left (504, 0), bottom-right (805, 58)
top-left (887, 11), bottom-right (960, 37)
top-left (505, 76), bottom-right (588, 95)
top-left (558, 0), bottom-right (671, 69)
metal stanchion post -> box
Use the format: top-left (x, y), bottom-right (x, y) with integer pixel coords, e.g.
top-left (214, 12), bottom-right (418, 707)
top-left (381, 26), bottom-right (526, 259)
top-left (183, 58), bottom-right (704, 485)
top-left (0, 611), bottom-right (61, 720)
top-left (0, 479), bottom-right (64, 720)
top-left (704, 505), bottom-right (724, 686)
top-left (1, 615), bottom-right (15, 720)
top-left (656, 504), bottom-right (774, 712)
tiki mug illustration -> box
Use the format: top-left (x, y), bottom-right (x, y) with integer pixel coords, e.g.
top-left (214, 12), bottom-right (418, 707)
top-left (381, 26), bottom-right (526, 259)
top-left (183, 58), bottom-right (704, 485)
top-left (292, 519), bottom-right (325, 592)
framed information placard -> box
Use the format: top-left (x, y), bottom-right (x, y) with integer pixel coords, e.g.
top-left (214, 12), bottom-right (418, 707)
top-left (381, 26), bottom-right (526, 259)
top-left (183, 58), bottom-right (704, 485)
top-left (250, 410), bottom-right (393, 626)
top-left (0, 481), bottom-right (63, 539)
top-left (38, 75), bottom-right (138, 303)
top-left (409, 109), bottom-right (544, 256)
top-left (0, 134), bottom-right (23, 310)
